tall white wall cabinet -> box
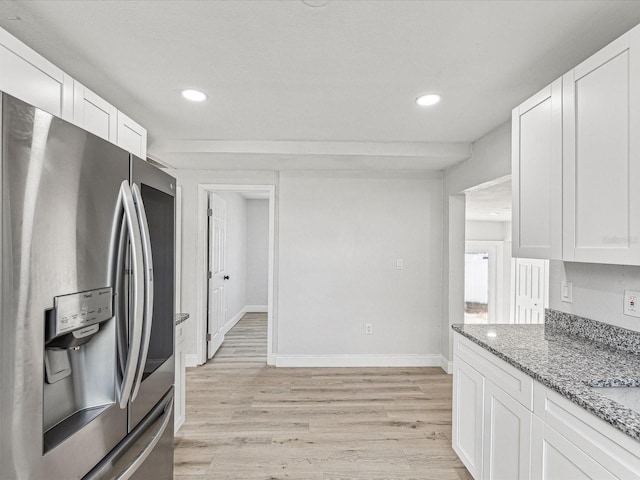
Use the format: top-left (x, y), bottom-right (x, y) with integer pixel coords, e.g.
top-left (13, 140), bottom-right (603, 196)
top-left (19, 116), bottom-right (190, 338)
top-left (513, 23), bottom-right (640, 266)
top-left (512, 79), bottom-right (562, 260)
top-left (0, 27), bottom-right (147, 158)
top-left (563, 28), bottom-right (640, 265)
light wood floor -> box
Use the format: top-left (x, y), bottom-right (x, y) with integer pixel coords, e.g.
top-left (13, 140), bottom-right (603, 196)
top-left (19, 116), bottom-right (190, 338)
top-left (174, 313), bottom-right (471, 480)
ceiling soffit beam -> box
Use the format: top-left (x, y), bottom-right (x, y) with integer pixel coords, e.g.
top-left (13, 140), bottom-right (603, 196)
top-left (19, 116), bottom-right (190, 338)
top-left (149, 140), bottom-right (472, 159)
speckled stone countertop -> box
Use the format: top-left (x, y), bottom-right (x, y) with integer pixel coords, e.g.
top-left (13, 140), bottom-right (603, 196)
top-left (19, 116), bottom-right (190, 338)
top-left (452, 320), bottom-right (640, 442)
top-left (175, 313), bottom-right (189, 326)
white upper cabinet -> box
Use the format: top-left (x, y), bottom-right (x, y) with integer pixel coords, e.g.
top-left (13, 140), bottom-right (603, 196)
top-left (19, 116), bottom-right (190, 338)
top-left (116, 111), bottom-right (147, 159)
top-left (73, 82), bottom-right (117, 143)
top-left (512, 79), bottom-right (563, 260)
top-left (0, 27), bottom-right (147, 158)
top-left (0, 28), bottom-right (73, 121)
top-left (563, 26), bottom-right (640, 265)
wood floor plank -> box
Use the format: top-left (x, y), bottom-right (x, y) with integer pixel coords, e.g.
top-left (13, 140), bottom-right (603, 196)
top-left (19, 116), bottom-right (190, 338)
top-left (175, 313), bottom-right (469, 479)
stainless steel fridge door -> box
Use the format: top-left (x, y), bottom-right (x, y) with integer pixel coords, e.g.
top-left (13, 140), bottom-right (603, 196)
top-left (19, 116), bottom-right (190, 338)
top-left (0, 94), bottom-right (130, 479)
top-left (129, 156), bottom-right (176, 429)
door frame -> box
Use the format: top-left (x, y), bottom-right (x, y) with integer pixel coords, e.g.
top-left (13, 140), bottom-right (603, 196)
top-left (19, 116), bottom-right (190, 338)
top-left (196, 184), bottom-right (276, 366)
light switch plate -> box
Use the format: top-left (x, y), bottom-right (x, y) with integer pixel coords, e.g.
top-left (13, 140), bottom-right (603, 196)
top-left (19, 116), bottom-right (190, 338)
top-left (561, 281), bottom-right (573, 303)
top-left (623, 290), bottom-right (640, 317)
top-left (396, 259), bottom-right (404, 270)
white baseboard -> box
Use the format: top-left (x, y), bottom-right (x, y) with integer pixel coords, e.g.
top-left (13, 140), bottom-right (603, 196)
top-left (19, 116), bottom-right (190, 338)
top-left (244, 304), bottom-right (268, 313)
top-left (440, 355), bottom-right (453, 374)
top-left (185, 354), bottom-right (200, 368)
top-left (223, 309), bottom-right (245, 334)
top-left (274, 354), bottom-right (441, 368)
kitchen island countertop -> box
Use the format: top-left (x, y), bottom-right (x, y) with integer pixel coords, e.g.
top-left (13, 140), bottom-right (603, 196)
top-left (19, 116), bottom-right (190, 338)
top-left (452, 321), bottom-right (640, 442)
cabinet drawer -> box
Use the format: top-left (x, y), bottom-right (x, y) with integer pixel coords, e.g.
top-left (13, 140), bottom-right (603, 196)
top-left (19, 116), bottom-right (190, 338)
top-left (454, 333), bottom-right (533, 410)
top-left (533, 382), bottom-right (640, 478)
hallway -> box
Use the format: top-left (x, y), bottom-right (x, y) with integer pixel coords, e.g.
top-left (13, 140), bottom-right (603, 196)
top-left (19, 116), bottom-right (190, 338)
top-left (174, 313), bottom-right (470, 479)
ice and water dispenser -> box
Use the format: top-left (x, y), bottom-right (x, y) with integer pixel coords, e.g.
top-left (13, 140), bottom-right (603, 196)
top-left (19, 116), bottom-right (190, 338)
top-left (43, 287), bottom-right (117, 452)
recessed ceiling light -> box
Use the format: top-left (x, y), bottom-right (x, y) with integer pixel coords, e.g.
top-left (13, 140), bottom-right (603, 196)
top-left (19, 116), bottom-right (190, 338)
top-left (6, 15), bottom-right (21, 21)
top-left (489, 212), bottom-right (500, 216)
top-left (181, 89), bottom-right (207, 102)
top-left (416, 93), bottom-right (441, 107)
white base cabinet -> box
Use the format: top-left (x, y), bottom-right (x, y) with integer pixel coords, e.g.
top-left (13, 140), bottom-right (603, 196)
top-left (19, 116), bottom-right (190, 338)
top-left (453, 357), bottom-right (485, 479)
top-left (531, 416), bottom-right (616, 480)
top-left (452, 332), bottom-right (640, 480)
top-left (483, 380), bottom-right (532, 480)
top-left (174, 321), bottom-right (186, 432)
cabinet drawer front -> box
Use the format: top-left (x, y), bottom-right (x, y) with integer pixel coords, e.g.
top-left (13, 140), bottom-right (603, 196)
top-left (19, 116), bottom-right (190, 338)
top-left (454, 333), bottom-right (533, 409)
top-left (534, 382), bottom-right (640, 478)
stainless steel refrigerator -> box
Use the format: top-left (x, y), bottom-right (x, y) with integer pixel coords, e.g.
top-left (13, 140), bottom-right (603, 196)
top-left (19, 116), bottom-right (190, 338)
top-left (0, 93), bottom-right (176, 479)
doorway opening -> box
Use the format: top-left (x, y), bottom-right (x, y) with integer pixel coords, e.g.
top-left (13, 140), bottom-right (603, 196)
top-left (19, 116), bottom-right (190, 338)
top-left (196, 184), bottom-right (276, 366)
top-left (463, 177), bottom-right (512, 324)
top-left (464, 249), bottom-right (490, 324)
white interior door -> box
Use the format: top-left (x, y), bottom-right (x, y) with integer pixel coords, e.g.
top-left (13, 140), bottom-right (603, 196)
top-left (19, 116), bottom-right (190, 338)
top-left (513, 258), bottom-right (548, 324)
top-left (207, 193), bottom-right (227, 359)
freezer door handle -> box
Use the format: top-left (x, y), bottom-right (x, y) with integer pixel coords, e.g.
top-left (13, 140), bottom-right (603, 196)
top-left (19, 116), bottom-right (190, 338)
top-left (117, 395), bottom-right (173, 480)
top-left (82, 389), bottom-right (174, 480)
top-left (117, 181), bottom-right (145, 409)
top-left (130, 184), bottom-right (154, 402)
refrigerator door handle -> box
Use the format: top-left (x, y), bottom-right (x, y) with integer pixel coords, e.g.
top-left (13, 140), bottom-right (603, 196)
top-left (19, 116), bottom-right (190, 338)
top-left (118, 180), bottom-right (145, 409)
top-left (130, 184), bottom-right (154, 402)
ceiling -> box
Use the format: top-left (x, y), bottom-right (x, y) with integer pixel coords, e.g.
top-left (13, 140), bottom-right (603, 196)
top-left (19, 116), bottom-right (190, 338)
top-left (465, 178), bottom-right (512, 222)
top-left (1, 1), bottom-right (640, 170)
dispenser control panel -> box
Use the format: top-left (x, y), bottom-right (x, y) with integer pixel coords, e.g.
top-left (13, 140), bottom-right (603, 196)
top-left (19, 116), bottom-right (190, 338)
top-left (53, 287), bottom-right (113, 337)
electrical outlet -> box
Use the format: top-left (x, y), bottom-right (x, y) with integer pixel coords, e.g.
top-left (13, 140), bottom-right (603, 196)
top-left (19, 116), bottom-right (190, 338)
top-left (365, 323), bottom-right (373, 335)
top-left (624, 290), bottom-right (640, 317)
top-left (561, 281), bottom-right (573, 303)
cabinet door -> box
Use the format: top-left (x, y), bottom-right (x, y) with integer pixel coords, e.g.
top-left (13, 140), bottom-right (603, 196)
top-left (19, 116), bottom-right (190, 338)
top-left (117, 111), bottom-right (147, 159)
top-left (453, 357), bottom-right (484, 479)
top-left (483, 381), bottom-right (532, 480)
top-left (73, 82), bottom-right (117, 142)
top-left (531, 416), bottom-right (616, 480)
top-left (0, 27), bottom-right (73, 120)
top-left (512, 79), bottom-right (562, 260)
top-left (563, 25), bottom-right (640, 264)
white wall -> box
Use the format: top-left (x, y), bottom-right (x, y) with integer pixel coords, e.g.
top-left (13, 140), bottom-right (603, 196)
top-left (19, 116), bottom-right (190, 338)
top-left (549, 261), bottom-right (640, 332)
top-left (277, 171), bottom-right (443, 364)
top-left (246, 199), bottom-right (269, 307)
top-left (169, 169), bottom-right (279, 360)
top-left (466, 220), bottom-right (510, 241)
top-left (442, 121), bottom-right (512, 362)
top-left (216, 192), bottom-right (247, 325)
